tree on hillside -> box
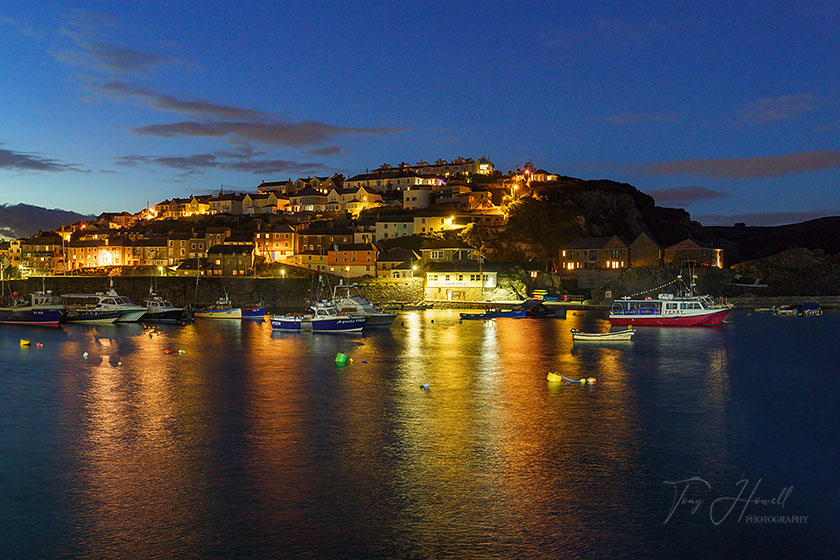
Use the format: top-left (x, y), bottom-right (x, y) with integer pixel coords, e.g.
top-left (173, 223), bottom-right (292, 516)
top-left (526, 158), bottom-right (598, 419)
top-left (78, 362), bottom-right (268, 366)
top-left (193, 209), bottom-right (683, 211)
top-left (504, 197), bottom-right (584, 258)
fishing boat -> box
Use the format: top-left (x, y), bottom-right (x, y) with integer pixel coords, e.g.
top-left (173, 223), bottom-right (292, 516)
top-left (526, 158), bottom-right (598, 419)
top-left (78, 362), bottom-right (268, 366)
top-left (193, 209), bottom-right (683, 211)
top-left (459, 307), bottom-right (527, 320)
top-left (331, 283), bottom-right (397, 327)
top-left (270, 301), bottom-right (368, 332)
top-left (61, 290), bottom-right (148, 323)
top-left (571, 328), bottom-right (635, 341)
top-left (141, 292), bottom-right (190, 324)
top-left (63, 308), bottom-right (120, 324)
top-left (0, 291), bottom-right (65, 326)
top-left (194, 295), bottom-right (266, 320)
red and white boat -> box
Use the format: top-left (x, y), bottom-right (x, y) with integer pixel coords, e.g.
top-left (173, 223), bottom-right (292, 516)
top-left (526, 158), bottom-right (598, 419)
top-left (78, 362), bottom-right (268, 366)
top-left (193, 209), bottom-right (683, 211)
top-left (609, 293), bottom-right (731, 326)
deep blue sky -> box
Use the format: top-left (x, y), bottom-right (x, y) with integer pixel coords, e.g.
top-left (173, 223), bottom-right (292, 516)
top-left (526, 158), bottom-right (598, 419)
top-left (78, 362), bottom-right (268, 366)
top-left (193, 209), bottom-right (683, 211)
top-left (1, 1), bottom-right (838, 224)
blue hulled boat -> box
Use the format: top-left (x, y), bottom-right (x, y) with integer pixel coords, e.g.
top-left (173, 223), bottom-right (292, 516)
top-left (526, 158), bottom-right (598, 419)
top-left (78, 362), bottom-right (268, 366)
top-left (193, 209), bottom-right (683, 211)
top-left (271, 302), bottom-right (367, 333)
top-left (0, 292), bottom-right (66, 326)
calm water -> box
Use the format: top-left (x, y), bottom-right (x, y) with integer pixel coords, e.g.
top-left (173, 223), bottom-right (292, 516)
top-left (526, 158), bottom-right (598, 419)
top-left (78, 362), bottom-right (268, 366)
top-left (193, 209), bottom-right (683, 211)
top-left (1, 311), bottom-right (838, 559)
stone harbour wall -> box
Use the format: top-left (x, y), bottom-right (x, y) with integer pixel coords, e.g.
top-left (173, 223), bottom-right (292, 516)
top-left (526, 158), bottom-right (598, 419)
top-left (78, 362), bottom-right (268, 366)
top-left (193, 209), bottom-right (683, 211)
top-left (355, 277), bottom-right (425, 305)
top-left (7, 276), bottom-right (315, 309)
top-left (7, 275), bottom-right (426, 309)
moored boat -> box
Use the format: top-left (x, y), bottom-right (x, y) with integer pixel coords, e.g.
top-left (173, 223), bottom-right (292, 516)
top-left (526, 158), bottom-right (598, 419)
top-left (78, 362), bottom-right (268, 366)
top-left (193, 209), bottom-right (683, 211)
top-left (142, 292), bottom-right (190, 324)
top-left (609, 294), bottom-right (730, 326)
top-left (61, 290), bottom-right (147, 323)
top-left (270, 301), bottom-right (367, 332)
top-left (0, 292), bottom-right (65, 326)
top-left (332, 283), bottom-right (397, 327)
top-left (63, 309), bottom-right (120, 324)
top-left (194, 296), bottom-right (265, 320)
top-left (460, 307), bottom-right (527, 320)
top-left (571, 327), bottom-right (635, 341)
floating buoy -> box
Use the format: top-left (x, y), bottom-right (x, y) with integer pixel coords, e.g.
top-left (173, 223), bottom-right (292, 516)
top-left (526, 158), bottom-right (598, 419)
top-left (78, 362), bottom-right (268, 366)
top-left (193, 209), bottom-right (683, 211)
top-left (547, 372), bottom-right (564, 382)
top-left (20, 338), bottom-right (31, 347)
top-left (335, 352), bottom-right (348, 365)
top-left (163, 349), bottom-right (174, 355)
top-left (117, 361), bottom-right (122, 366)
top-left (82, 352), bottom-right (89, 359)
top-left (747, 313), bottom-right (752, 316)
top-left (420, 382), bottom-right (430, 390)
top-left (177, 349), bottom-right (187, 354)
top-left (361, 360), bottom-right (367, 364)
top-left (587, 377), bottom-right (597, 384)
top-left (36, 342), bottom-right (43, 348)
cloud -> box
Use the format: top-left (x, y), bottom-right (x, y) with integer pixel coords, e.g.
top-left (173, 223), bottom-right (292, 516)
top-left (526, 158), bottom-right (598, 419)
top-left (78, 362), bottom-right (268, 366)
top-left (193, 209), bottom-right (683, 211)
top-left (56, 11), bottom-right (172, 74)
top-left (647, 186), bottom-right (728, 204)
top-left (131, 120), bottom-right (401, 147)
top-left (97, 81), bottom-right (273, 120)
top-left (115, 151), bottom-right (325, 175)
top-left (602, 112), bottom-right (680, 125)
top-left (740, 93), bottom-right (818, 125)
top-left (612, 149), bottom-right (840, 179)
top-left (0, 147), bottom-right (87, 173)
top-left (699, 211), bottom-right (839, 226)
top-left (305, 145), bottom-right (341, 155)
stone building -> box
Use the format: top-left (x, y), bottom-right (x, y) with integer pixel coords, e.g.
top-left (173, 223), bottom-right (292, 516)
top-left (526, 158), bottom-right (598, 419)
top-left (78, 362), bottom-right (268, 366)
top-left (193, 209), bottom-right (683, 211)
top-left (664, 239), bottom-right (723, 268)
top-left (559, 236), bottom-right (628, 270)
top-left (629, 232), bottom-right (662, 267)
top-left (207, 244), bottom-right (255, 276)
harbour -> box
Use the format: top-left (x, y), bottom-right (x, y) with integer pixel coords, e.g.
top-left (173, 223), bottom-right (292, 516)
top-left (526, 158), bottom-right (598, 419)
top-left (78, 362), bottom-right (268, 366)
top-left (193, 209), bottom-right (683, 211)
top-left (2, 310), bottom-right (837, 558)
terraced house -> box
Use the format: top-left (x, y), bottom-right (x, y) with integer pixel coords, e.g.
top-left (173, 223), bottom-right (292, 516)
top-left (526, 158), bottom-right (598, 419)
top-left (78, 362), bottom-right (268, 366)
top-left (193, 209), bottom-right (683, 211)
top-left (253, 224), bottom-right (295, 262)
top-left (560, 236), bottom-right (628, 270)
top-left (327, 243), bottom-right (378, 278)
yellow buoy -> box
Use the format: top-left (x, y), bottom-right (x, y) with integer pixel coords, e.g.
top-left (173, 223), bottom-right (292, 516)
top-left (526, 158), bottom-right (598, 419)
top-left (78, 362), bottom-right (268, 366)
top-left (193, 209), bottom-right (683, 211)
top-left (587, 377), bottom-right (597, 384)
top-left (547, 372), bottom-right (563, 382)
top-left (20, 338), bottom-right (31, 347)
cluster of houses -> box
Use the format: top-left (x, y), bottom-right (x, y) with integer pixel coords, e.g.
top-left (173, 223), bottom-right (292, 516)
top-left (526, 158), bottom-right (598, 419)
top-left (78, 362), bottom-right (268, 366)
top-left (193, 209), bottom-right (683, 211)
top-left (0, 155), bottom-right (726, 301)
top-left (148, 156), bottom-right (498, 220)
top-left (559, 234), bottom-right (723, 270)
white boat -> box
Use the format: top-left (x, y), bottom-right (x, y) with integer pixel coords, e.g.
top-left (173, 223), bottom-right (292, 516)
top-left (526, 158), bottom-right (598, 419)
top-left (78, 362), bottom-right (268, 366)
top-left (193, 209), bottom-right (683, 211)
top-left (61, 290), bottom-right (147, 323)
top-left (270, 301), bottom-right (368, 332)
top-left (571, 328), bottom-right (636, 341)
top-left (331, 283), bottom-right (397, 327)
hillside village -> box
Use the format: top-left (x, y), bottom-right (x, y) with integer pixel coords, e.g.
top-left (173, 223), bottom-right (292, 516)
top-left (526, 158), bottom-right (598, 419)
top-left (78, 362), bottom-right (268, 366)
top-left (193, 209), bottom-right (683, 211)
top-left (0, 156), bottom-right (727, 302)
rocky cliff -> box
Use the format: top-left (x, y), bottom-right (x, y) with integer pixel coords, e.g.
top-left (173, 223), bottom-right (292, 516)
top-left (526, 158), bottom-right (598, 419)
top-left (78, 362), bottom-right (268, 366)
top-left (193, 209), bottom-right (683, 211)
top-left (732, 248), bottom-right (840, 295)
top-left (488, 178), bottom-right (701, 260)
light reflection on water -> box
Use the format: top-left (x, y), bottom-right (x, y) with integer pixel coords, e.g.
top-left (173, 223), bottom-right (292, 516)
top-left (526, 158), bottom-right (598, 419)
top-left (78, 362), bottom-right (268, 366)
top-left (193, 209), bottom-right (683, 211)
top-left (0, 311), bottom-right (837, 558)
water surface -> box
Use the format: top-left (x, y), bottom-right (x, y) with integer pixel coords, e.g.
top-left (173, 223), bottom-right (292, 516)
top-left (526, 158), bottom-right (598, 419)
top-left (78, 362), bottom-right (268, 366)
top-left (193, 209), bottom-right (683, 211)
top-left (1, 311), bottom-right (837, 558)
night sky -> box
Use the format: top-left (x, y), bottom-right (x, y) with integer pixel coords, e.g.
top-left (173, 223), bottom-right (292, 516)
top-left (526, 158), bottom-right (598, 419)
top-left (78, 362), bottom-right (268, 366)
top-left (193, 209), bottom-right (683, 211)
top-left (1, 1), bottom-right (838, 225)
